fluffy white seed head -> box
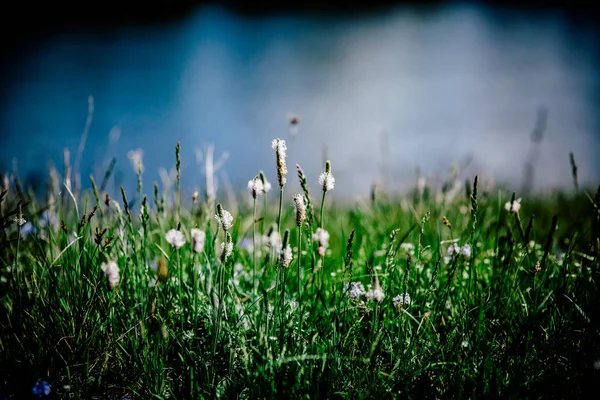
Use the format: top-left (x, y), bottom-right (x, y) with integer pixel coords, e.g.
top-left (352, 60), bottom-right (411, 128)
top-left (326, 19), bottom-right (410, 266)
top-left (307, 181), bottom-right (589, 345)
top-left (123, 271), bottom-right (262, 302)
top-left (366, 276), bottom-right (384, 302)
top-left (248, 177), bottom-right (264, 199)
top-left (312, 228), bottom-right (330, 248)
top-left (263, 225), bottom-right (282, 250)
top-left (215, 205), bottom-right (234, 231)
top-left (191, 229), bottom-right (206, 253)
top-left (166, 229), bottom-right (186, 249)
top-left (318, 172), bottom-right (335, 192)
top-left (127, 149), bottom-right (144, 174)
top-left (101, 260), bottom-right (120, 289)
top-left (504, 198), bottom-right (522, 213)
top-left (281, 244), bottom-right (293, 267)
top-left (366, 287), bottom-right (385, 303)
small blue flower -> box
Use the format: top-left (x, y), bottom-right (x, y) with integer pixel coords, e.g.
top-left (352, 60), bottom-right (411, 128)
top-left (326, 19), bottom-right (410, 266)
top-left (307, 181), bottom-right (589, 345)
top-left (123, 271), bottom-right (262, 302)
top-left (20, 221), bottom-right (35, 238)
top-left (32, 380), bottom-right (51, 397)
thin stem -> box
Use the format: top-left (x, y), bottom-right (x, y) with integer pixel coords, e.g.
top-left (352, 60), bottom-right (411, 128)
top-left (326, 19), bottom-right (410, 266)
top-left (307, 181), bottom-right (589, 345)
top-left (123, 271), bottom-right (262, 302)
top-left (253, 198), bottom-right (257, 296)
top-left (320, 190), bottom-right (326, 228)
top-left (297, 227), bottom-right (303, 333)
top-left (277, 187), bottom-right (283, 232)
top-left (297, 228), bottom-right (302, 299)
top-left (262, 193), bottom-right (267, 235)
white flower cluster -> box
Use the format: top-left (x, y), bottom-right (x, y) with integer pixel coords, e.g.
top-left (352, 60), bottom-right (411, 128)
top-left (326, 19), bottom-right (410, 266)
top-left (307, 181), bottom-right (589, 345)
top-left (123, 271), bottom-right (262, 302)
top-left (281, 244), bottom-right (293, 267)
top-left (263, 228), bottom-right (282, 251)
top-left (313, 228), bottom-right (330, 256)
top-left (318, 171), bottom-right (335, 192)
top-left (365, 286), bottom-right (385, 303)
top-left (344, 282), bottom-right (366, 299)
top-left (215, 208), bottom-right (234, 231)
top-left (392, 293), bottom-right (411, 309)
top-left (247, 178), bottom-right (264, 199)
top-left (166, 229), bottom-right (186, 249)
top-left (191, 229), bottom-right (206, 253)
top-left (293, 194), bottom-right (306, 227)
top-left (127, 148), bottom-right (144, 173)
top-left (272, 138), bottom-right (288, 187)
top-left (101, 260), bottom-right (120, 289)
top-left (504, 198), bottom-right (522, 213)
top-left (221, 241), bottom-right (233, 260)
top-left (447, 243), bottom-right (471, 258)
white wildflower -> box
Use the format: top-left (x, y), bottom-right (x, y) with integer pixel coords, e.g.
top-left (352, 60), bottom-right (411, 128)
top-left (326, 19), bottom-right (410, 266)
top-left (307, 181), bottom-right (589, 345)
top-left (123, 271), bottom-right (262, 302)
top-left (191, 229), bottom-right (206, 253)
top-left (272, 138), bottom-right (288, 187)
top-left (215, 206), bottom-right (234, 231)
top-left (448, 243), bottom-right (471, 258)
top-left (221, 241), bottom-right (233, 261)
top-left (400, 243), bottom-right (415, 252)
top-left (393, 293), bottom-right (411, 308)
top-left (281, 244), bottom-right (293, 267)
top-left (247, 177), bottom-right (264, 199)
top-left (259, 171), bottom-right (272, 194)
top-left (366, 276), bottom-right (385, 303)
top-left (14, 214), bottom-right (26, 227)
top-left (313, 228), bottom-right (330, 248)
top-left (166, 229), bottom-right (186, 249)
top-left (344, 282), bottom-right (366, 299)
top-left (127, 148), bottom-right (144, 173)
top-left (262, 180), bottom-right (272, 194)
top-left (366, 287), bottom-right (385, 303)
top-left (460, 244), bottom-right (471, 257)
top-left (263, 228), bottom-right (282, 250)
top-left (318, 171), bottom-right (335, 192)
top-left (101, 260), bottom-right (120, 289)
top-left (461, 340), bottom-right (469, 348)
top-left (293, 194), bottom-right (306, 227)
top-left (504, 198), bottom-right (522, 213)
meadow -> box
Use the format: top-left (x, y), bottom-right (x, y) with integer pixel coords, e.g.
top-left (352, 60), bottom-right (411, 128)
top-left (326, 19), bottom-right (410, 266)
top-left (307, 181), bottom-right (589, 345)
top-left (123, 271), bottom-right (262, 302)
top-left (1, 139), bottom-right (599, 399)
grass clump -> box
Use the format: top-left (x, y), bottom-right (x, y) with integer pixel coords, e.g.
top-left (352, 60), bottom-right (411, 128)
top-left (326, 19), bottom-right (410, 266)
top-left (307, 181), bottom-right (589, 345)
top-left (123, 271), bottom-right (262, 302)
top-left (0, 140), bottom-right (599, 399)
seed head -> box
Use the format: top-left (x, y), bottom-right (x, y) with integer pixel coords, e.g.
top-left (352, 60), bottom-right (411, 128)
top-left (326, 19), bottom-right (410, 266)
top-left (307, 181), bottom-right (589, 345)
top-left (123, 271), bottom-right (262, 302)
top-left (215, 203), bottom-right (233, 231)
top-left (313, 228), bottom-right (330, 248)
top-left (248, 175), bottom-right (264, 199)
top-left (272, 138), bottom-right (287, 188)
top-left (101, 260), bottom-right (120, 289)
top-left (259, 171), bottom-right (272, 194)
top-left (191, 229), bottom-right (206, 253)
top-left (293, 194), bottom-right (306, 227)
top-left (220, 232), bottom-right (233, 263)
top-left (280, 229), bottom-right (292, 267)
top-left (166, 229), bottom-right (186, 249)
top-left (318, 160), bottom-right (335, 192)
top-left (505, 197), bottom-right (522, 213)
top-left (366, 276), bottom-right (385, 303)
top-left (127, 148), bottom-right (144, 174)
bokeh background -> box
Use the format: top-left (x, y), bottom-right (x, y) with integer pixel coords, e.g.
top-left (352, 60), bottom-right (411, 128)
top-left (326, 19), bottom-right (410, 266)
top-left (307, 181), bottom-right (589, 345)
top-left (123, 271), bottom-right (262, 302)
top-left (1, 0), bottom-right (599, 199)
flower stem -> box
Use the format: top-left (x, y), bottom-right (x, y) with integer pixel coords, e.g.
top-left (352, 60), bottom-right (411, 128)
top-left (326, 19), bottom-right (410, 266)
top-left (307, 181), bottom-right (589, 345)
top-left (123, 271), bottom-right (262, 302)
top-left (297, 227), bottom-right (303, 333)
top-left (277, 187), bottom-right (283, 232)
top-left (320, 190), bottom-right (326, 228)
top-left (252, 198), bottom-right (257, 296)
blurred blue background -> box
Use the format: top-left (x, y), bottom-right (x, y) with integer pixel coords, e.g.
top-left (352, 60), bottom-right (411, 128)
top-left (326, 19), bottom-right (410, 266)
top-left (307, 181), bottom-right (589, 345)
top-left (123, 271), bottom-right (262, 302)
top-left (1, 1), bottom-right (599, 198)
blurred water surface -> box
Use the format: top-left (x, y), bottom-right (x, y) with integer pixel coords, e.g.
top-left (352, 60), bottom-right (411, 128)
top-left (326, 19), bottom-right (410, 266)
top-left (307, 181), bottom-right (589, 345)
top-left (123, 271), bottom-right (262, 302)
top-left (1, 3), bottom-right (599, 199)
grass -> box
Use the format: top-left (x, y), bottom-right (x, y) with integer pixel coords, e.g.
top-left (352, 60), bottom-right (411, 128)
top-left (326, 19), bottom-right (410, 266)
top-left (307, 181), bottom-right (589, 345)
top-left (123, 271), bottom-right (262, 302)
top-left (0, 141), bottom-right (599, 399)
